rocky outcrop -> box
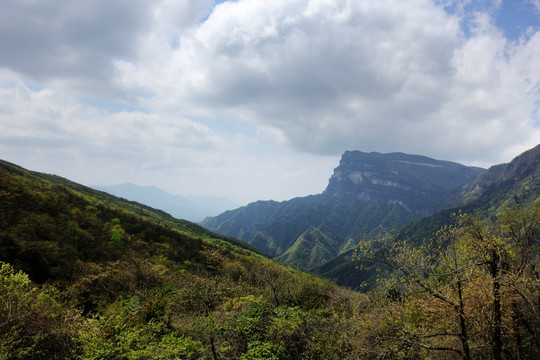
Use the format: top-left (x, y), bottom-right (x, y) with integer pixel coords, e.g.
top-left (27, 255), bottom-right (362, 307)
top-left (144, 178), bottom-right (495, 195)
top-left (324, 151), bottom-right (484, 215)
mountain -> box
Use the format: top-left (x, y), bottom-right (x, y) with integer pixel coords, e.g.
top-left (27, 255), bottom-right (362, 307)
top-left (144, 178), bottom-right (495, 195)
top-left (457, 143), bottom-right (540, 209)
top-left (0, 159), bottom-right (256, 259)
top-left (324, 151), bottom-right (484, 214)
top-left (93, 183), bottom-right (238, 222)
top-left (314, 144), bottom-right (540, 289)
top-left (202, 151), bottom-right (484, 271)
top-left (1, 156), bottom-right (538, 358)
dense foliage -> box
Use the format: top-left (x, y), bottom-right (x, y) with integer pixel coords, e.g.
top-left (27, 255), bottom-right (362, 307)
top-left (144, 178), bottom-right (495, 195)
top-left (1, 156), bottom-right (538, 359)
top-left (0, 161), bottom-right (369, 359)
top-left (355, 203), bottom-right (540, 359)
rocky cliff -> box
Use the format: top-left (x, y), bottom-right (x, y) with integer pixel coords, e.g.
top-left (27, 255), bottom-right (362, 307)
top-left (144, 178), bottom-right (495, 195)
top-left (324, 151), bottom-right (483, 215)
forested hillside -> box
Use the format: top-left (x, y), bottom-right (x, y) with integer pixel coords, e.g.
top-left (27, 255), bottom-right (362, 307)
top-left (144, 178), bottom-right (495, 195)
top-left (0, 159), bottom-right (367, 359)
top-left (1, 158), bottom-right (539, 359)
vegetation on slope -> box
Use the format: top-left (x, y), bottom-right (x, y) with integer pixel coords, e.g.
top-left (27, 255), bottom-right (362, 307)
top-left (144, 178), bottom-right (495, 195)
top-left (1, 159), bottom-right (539, 359)
top-left (355, 205), bottom-right (540, 359)
top-left (0, 159), bottom-right (258, 255)
top-left (0, 160), bottom-right (367, 359)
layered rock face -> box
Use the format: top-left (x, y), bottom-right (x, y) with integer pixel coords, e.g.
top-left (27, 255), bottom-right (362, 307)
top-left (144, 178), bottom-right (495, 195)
top-left (324, 151), bottom-right (483, 215)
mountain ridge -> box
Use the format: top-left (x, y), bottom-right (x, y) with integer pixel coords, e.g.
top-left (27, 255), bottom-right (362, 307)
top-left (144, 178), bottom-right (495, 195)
top-left (314, 144), bottom-right (540, 289)
top-left (202, 151), bottom-right (485, 271)
top-left (0, 157), bottom-right (374, 359)
top-left (0, 158), bottom-right (258, 256)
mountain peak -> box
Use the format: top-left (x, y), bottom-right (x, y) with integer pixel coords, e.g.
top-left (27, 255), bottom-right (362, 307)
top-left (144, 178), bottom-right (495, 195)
top-left (324, 151), bottom-right (484, 215)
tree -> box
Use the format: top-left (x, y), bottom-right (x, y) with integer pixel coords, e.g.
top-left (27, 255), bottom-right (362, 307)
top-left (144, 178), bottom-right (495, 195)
top-left (0, 262), bottom-right (79, 359)
top-left (355, 204), bottom-right (540, 359)
top-left (355, 228), bottom-right (472, 359)
top-left (455, 204), bottom-right (540, 359)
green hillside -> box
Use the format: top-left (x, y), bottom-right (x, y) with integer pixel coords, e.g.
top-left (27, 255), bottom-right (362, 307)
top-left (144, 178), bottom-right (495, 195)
top-left (0, 159), bottom-right (257, 256)
top-left (0, 160), bottom-right (364, 359)
top-left (275, 226), bottom-right (338, 270)
top-left (1, 158), bottom-right (539, 359)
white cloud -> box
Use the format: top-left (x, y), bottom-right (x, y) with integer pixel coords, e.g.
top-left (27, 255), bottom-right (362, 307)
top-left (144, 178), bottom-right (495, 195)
top-left (1, 0), bottom-right (539, 203)
top-left (0, 77), bottom-right (220, 170)
top-left (0, 75), bottom-right (333, 203)
top-left (0, 0), bottom-right (214, 98)
top-left (114, 0), bottom-right (539, 165)
top-left (530, 0), bottom-right (540, 12)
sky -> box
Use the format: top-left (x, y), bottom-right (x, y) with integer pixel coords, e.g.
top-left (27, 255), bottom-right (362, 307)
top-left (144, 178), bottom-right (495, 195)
top-left (1, 0), bottom-right (539, 205)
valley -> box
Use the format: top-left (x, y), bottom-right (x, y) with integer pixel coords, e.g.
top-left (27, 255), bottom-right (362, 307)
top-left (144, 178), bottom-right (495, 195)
top-left (0, 144), bottom-right (539, 359)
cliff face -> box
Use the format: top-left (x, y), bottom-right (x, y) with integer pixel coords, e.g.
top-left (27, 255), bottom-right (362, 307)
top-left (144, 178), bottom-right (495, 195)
top-left (318, 144), bottom-right (540, 290)
top-left (324, 151), bottom-right (484, 215)
top-left (202, 150), bottom-right (485, 271)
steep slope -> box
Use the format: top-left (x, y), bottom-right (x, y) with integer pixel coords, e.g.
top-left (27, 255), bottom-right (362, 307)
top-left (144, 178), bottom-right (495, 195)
top-left (325, 151), bottom-right (483, 215)
top-left (457, 143), bottom-right (540, 208)
top-left (316, 144), bottom-right (540, 289)
top-left (401, 143), bottom-right (540, 243)
top-left (275, 226), bottom-right (339, 270)
top-left (202, 151), bottom-right (484, 270)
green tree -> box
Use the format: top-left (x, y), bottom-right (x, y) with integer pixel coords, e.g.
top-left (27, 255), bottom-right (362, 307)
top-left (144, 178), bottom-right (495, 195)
top-left (355, 204), bottom-right (540, 359)
top-left (0, 262), bottom-right (79, 359)
top-left (455, 205), bottom-right (540, 359)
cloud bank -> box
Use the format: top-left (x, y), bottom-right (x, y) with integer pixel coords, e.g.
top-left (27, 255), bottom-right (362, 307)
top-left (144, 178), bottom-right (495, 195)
top-left (1, 0), bottom-right (539, 202)
top-left (117, 0), bottom-right (540, 163)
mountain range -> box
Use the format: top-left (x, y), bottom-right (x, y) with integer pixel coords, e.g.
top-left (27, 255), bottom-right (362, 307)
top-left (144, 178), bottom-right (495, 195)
top-left (0, 145), bottom-right (538, 357)
top-left (0, 157), bottom-right (369, 359)
top-left (201, 150), bottom-right (485, 272)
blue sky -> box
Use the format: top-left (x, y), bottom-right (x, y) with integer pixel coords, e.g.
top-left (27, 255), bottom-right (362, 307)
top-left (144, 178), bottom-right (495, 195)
top-left (498, 2), bottom-right (539, 39)
top-left (0, 0), bottom-right (539, 205)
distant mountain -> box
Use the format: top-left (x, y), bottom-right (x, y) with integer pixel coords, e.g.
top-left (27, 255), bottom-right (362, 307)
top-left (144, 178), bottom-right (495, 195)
top-left (324, 151), bottom-right (484, 215)
top-left (202, 151), bottom-right (484, 271)
top-left (314, 144), bottom-right (540, 289)
top-left (93, 183), bottom-right (238, 222)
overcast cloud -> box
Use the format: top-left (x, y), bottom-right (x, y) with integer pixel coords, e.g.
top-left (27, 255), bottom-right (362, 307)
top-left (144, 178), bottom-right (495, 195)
top-left (0, 0), bottom-right (539, 204)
